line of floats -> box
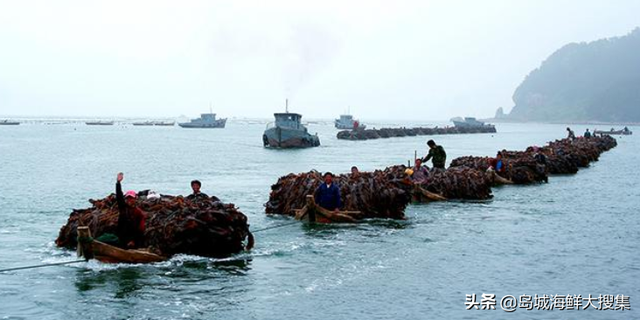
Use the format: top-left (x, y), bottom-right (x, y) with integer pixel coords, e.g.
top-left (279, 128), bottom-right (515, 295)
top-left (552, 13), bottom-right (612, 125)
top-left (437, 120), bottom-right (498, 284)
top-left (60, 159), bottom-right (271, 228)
top-left (54, 132), bottom-right (619, 264)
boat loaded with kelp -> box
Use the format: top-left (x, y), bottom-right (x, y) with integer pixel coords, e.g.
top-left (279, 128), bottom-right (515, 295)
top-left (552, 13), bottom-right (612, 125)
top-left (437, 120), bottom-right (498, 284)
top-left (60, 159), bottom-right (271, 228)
top-left (57, 191), bottom-right (253, 263)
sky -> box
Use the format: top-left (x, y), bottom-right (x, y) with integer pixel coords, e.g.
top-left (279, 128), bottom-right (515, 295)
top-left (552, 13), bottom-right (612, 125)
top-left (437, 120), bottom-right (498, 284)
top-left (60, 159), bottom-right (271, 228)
top-left (0, 0), bottom-right (639, 120)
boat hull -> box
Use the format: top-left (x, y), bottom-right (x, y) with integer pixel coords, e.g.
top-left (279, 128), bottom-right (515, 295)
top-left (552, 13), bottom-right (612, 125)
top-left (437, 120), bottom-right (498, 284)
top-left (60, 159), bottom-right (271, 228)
top-left (76, 226), bottom-right (166, 264)
top-left (263, 127), bottom-right (320, 148)
top-left (91, 240), bottom-right (166, 263)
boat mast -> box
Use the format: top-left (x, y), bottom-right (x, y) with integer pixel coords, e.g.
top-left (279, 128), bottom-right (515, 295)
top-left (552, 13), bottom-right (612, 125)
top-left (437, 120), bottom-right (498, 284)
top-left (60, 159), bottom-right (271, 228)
top-left (285, 99), bottom-right (289, 113)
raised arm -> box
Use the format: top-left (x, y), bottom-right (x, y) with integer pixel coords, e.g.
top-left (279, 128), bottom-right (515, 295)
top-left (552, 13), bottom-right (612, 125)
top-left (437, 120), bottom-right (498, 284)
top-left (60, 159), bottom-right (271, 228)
top-left (116, 172), bottom-right (125, 211)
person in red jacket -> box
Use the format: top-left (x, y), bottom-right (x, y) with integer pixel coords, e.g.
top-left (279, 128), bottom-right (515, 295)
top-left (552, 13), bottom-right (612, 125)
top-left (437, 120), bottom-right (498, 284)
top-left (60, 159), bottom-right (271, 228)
top-left (115, 172), bottom-right (146, 249)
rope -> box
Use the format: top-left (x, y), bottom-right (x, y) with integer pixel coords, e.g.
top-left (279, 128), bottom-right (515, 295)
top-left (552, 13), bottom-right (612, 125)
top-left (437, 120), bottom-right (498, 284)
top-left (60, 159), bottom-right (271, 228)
top-left (251, 221), bottom-right (300, 233)
top-left (0, 259), bottom-right (86, 273)
top-left (0, 221), bottom-right (300, 273)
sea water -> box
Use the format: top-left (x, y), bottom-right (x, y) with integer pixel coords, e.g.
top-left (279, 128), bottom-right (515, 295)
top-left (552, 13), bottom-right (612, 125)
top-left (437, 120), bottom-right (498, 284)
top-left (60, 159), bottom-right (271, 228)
top-left (0, 121), bottom-right (638, 319)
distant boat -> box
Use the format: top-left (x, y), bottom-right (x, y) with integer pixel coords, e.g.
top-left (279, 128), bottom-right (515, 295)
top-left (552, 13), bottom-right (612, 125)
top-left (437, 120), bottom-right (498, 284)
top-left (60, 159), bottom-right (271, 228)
top-left (132, 121), bottom-right (175, 126)
top-left (594, 127), bottom-right (632, 136)
top-left (178, 112), bottom-right (226, 128)
top-left (335, 114), bottom-right (366, 130)
top-left (451, 117), bottom-right (494, 129)
top-left (0, 120), bottom-right (20, 125)
top-left (132, 121), bottom-right (154, 126)
top-left (263, 99), bottom-right (320, 148)
top-left (86, 121), bottom-right (114, 126)
top-left (153, 121), bottom-right (175, 126)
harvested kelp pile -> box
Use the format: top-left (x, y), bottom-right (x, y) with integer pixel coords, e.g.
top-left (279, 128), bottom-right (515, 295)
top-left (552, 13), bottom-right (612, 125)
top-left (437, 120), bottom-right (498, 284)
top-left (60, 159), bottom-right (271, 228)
top-left (450, 154), bottom-right (547, 184)
top-left (266, 166), bottom-right (493, 220)
top-left (544, 136), bottom-right (617, 173)
top-left (337, 125), bottom-right (496, 140)
top-left (450, 136), bottom-right (618, 183)
top-left (265, 171), bottom-right (411, 220)
top-left (56, 192), bottom-right (251, 258)
top-left (383, 165), bottom-right (493, 200)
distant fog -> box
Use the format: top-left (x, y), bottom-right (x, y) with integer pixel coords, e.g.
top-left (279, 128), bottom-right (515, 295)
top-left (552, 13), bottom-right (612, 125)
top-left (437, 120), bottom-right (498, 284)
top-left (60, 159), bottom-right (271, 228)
top-left (1, 0), bottom-right (639, 120)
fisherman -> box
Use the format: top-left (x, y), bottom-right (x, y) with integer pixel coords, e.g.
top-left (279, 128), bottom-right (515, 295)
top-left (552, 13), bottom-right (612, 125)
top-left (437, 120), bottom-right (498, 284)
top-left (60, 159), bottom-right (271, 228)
top-left (566, 127), bottom-right (576, 140)
top-left (489, 151), bottom-right (506, 175)
top-left (532, 147), bottom-right (549, 183)
top-left (115, 172), bottom-right (146, 249)
top-left (187, 180), bottom-right (219, 202)
top-left (584, 128), bottom-right (592, 138)
top-left (350, 166), bottom-right (360, 178)
top-left (410, 158), bottom-right (430, 184)
top-left (314, 172), bottom-right (342, 212)
top-left (422, 139), bottom-right (447, 169)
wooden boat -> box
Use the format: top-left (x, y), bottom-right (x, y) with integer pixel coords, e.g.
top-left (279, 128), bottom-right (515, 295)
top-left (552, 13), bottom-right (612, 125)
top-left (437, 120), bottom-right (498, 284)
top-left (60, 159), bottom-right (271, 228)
top-left (412, 185), bottom-right (448, 202)
top-left (76, 226), bottom-right (166, 263)
top-left (594, 128), bottom-right (632, 136)
top-left (486, 169), bottom-right (514, 185)
top-left (85, 121), bottom-right (114, 126)
top-left (132, 121), bottom-right (154, 126)
top-left (294, 195), bottom-right (361, 223)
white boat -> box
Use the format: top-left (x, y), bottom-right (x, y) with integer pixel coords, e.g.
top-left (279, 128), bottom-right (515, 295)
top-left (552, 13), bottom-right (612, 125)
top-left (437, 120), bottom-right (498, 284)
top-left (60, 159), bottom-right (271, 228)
top-left (451, 117), bottom-right (493, 129)
top-left (335, 114), bottom-right (365, 130)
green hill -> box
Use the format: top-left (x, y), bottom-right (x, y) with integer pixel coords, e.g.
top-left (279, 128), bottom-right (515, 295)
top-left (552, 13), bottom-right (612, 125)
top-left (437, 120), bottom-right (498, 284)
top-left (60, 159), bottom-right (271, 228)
top-left (507, 28), bottom-right (640, 122)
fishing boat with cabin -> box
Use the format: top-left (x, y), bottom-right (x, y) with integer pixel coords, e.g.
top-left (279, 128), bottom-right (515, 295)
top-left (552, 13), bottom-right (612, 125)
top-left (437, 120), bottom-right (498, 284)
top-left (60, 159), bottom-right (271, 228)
top-left (178, 108), bottom-right (226, 128)
top-left (263, 99), bottom-right (320, 148)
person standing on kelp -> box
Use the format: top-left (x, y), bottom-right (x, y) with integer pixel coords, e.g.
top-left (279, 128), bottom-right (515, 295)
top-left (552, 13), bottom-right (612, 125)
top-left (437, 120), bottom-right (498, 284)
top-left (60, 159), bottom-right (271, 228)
top-left (567, 127), bottom-right (576, 140)
top-left (422, 139), bottom-right (447, 169)
top-left (314, 172), bottom-right (342, 212)
top-left (115, 172), bottom-right (146, 249)
top-left (584, 128), bottom-right (592, 138)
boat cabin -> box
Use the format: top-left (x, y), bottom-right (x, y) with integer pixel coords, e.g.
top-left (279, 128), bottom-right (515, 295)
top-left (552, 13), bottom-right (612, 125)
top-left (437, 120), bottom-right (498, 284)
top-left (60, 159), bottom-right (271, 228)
top-left (339, 114), bottom-right (353, 122)
top-left (200, 113), bottom-right (217, 121)
top-left (274, 113), bottom-right (304, 130)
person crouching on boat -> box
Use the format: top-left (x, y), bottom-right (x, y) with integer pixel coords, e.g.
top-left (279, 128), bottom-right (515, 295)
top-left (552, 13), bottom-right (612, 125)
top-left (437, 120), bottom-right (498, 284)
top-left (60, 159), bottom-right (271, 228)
top-left (115, 172), bottom-right (146, 249)
top-left (410, 159), bottom-right (430, 185)
top-left (488, 151), bottom-right (506, 176)
top-left (314, 172), bottom-right (342, 213)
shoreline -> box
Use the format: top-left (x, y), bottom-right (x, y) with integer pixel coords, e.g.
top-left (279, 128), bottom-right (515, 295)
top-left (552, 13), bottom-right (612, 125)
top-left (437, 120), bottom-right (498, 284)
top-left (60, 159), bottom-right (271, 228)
top-left (480, 117), bottom-right (640, 126)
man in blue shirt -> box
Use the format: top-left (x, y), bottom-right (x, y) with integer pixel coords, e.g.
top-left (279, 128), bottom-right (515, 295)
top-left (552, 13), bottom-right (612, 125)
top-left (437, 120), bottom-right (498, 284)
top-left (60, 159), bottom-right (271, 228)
top-left (314, 172), bottom-right (342, 212)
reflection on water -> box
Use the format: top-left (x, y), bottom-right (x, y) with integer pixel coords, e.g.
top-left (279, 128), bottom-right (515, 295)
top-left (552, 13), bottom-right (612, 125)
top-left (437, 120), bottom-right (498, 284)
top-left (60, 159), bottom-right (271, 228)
top-left (75, 267), bottom-right (145, 299)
